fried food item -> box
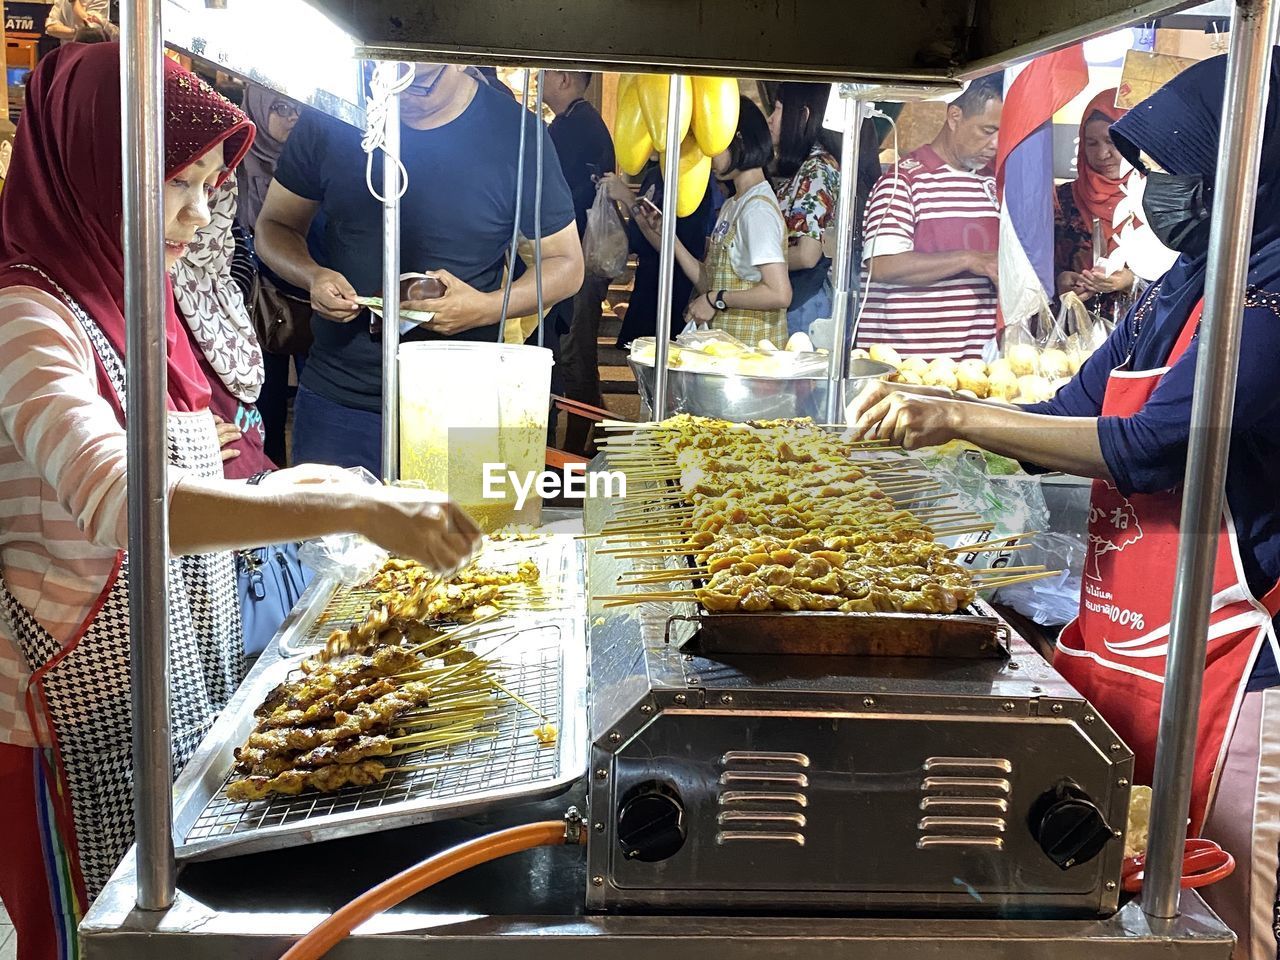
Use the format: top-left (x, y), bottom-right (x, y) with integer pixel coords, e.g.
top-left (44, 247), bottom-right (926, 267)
top-left (631, 414), bottom-right (985, 619)
top-left (898, 356), bottom-right (928, 377)
top-left (1039, 347), bottom-right (1070, 380)
top-left (923, 366), bottom-right (959, 390)
top-left (956, 367), bottom-right (989, 398)
top-left (321, 558), bottom-right (541, 662)
top-left (225, 760), bottom-right (389, 802)
top-left (988, 369), bottom-right (1019, 402)
top-left (1016, 374), bottom-right (1054, 404)
top-left (1006, 343), bottom-right (1040, 377)
top-left (257, 647), bottom-right (418, 721)
top-left (987, 358), bottom-right (1014, 380)
top-left (868, 344), bottom-right (902, 366)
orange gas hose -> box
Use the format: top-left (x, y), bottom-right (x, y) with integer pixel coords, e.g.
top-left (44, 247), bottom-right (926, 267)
top-left (278, 820), bottom-right (571, 960)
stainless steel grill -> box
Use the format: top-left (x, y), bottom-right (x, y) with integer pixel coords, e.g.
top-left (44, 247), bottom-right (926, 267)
top-left (583, 490), bottom-right (1133, 917)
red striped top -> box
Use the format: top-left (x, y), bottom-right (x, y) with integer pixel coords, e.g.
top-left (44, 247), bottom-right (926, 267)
top-left (0, 288), bottom-right (185, 746)
top-left (858, 145), bottom-right (1000, 360)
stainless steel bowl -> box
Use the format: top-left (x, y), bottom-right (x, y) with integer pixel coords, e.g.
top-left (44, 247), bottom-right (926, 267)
top-left (629, 356), bottom-right (895, 422)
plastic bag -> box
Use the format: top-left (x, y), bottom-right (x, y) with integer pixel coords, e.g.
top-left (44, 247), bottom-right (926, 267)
top-left (992, 532), bottom-right (1086, 626)
top-left (297, 466), bottom-right (389, 583)
top-left (914, 443), bottom-right (1050, 570)
top-left (583, 181), bottom-right (629, 279)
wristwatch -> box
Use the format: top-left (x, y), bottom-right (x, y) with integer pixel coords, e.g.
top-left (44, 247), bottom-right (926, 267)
top-left (707, 289), bottom-right (728, 311)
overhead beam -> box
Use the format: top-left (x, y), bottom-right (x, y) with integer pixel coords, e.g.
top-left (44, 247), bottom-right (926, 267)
top-left (963, 0), bottom-right (1202, 76)
top-left (304, 0), bottom-right (1198, 81)
top-left (305, 0), bottom-right (971, 82)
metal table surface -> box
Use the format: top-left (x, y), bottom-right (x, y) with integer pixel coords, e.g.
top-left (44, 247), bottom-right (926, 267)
top-left (80, 802), bottom-right (1234, 960)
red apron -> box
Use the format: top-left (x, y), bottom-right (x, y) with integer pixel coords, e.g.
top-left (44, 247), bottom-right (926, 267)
top-left (1054, 300), bottom-right (1280, 834)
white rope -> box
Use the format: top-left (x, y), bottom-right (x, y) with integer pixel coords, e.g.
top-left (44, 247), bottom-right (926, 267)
top-left (850, 107), bottom-right (900, 349)
top-left (364, 61), bottom-right (414, 203)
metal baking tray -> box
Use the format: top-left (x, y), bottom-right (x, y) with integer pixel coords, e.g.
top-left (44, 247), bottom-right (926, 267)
top-left (279, 533), bottom-right (582, 657)
top-left (171, 541), bottom-right (588, 861)
top-left (614, 557), bottom-right (1006, 658)
top-left (683, 598), bottom-right (1008, 657)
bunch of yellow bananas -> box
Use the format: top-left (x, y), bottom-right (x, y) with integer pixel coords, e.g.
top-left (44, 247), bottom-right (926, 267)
top-left (615, 74), bottom-right (740, 217)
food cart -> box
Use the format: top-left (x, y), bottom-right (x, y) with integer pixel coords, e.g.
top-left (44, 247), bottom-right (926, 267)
top-left (79, 0), bottom-right (1276, 954)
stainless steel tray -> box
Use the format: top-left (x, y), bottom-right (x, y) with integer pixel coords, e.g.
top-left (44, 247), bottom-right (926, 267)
top-left (172, 539), bottom-right (588, 861)
top-left (278, 533), bottom-right (582, 657)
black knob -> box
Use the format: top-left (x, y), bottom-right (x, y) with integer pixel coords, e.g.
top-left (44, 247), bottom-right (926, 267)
top-left (617, 781), bottom-right (686, 862)
top-left (1029, 779), bottom-right (1115, 870)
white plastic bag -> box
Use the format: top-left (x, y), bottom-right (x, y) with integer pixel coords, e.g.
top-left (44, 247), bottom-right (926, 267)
top-left (297, 467), bottom-right (390, 584)
top-left (582, 181), bottom-right (629, 279)
top-left (992, 532), bottom-right (1086, 627)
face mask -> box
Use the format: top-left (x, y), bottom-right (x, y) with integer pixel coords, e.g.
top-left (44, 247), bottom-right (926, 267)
top-left (1142, 171), bottom-right (1213, 255)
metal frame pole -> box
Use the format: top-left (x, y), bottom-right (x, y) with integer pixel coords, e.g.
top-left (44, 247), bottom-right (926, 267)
top-left (534, 69), bottom-right (546, 347)
top-left (825, 92), bottom-right (863, 424)
top-left (1142, 0), bottom-right (1278, 920)
top-left (652, 74), bottom-right (684, 419)
top-left (121, 0), bottom-right (175, 911)
top-left (381, 80), bottom-right (402, 483)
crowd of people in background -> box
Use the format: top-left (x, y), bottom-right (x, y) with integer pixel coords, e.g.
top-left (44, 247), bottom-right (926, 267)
top-left (9, 17), bottom-right (1172, 468)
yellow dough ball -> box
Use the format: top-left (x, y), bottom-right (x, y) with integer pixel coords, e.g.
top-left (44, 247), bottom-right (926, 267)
top-left (868, 344), bottom-right (903, 367)
top-left (1040, 347), bottom-right (1070, 380)
top-left (1006, 343), bottom-right (1040, 377)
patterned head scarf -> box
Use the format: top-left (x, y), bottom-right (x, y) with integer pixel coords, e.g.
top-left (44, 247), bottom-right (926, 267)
top-left (0, 43), bottom-right (255, 417)
top-left (170, 174), bottom-right (265, 402)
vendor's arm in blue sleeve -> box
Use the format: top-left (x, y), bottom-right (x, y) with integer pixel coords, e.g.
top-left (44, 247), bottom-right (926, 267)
top-left (1097, 304), bottom-right (1280, 495)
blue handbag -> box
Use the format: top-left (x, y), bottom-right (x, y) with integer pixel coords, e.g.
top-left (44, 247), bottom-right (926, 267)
top-left (236, 542), bottom-right (312, 655)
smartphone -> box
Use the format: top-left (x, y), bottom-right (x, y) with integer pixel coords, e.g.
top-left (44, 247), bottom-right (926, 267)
top-left (637, 196), bottom-right (663, 218)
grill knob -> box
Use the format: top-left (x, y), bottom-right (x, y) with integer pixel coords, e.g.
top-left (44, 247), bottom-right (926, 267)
top-left (617, 781), bottom-right (686, 862)
top-left (1030, 779), bottom-right (1115, 870)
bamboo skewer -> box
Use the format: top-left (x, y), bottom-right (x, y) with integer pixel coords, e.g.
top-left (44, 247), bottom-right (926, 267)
top-left (600, 593), bottom-right (699, 609)
top-left (599, 544), bottom-right (695, 558)
top-left (393, 757), bottom-right (486, 775)
top-left (892, 491), bottom-right (960, 508)
top-left (388, 730), bottom-right (499, 757)
top-left (971, 564), bottom-right (1047, 576)
top-left (491, 678), bottom-right (550, 725)
top-left (947, 542), bottom-right (1033, 555)
top-left (600, 531), bottom-right (692, 544)
top-left (915, 510), bottom-right (979, 522)
top-left (579, 519), bottom-right (693, 539)
top-left (943, 531), bottom-right (1038, 553)
top-left (610, 507), bottom-right (695, 523)
top-left (963, 542), bottom-right (1032, 554)
top-left (616, 570), bottom-right (707, 585)
top-left (931, 523), bottom-right (996, 537)
top-left (975, 569), bottom-right (1063, 590)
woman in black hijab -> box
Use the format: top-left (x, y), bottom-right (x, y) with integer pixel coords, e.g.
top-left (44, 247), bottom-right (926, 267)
top-left (850, 51), bottom-right (1280, 956)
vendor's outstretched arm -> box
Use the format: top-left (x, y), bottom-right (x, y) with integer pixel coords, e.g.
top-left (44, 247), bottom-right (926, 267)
top-left (948, 404), bottom-right (1111, 481)
top-left (847, 382), bottom-right (1113, 482)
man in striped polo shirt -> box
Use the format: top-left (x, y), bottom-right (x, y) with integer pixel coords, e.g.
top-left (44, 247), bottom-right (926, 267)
top-left (859, 79), bottom-right (1003, 360)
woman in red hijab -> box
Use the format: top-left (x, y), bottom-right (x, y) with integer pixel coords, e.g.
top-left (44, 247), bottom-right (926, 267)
top-left (0, 43), bottom-right (479, 960)
top-left (1054, 88), bottom-right (1137, 312)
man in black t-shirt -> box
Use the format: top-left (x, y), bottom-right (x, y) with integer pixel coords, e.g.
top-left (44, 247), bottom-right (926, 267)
top-left (542, 70), bottom-right (615, 454)
top-left (255, 63), bottom-right (581, 474)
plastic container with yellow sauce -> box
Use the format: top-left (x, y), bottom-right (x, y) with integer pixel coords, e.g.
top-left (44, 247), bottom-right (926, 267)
top-left (398, 342), bottom-right (553, 532)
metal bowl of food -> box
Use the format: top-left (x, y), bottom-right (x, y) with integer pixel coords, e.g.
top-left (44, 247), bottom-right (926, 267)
top-left (628, 352), bottom-right (895, 422)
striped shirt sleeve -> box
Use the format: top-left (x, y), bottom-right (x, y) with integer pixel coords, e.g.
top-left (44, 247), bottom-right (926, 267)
top-left (861, 168), bottom-right (916, 261)
top-left (0, 290), bottom-right (182, 551)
